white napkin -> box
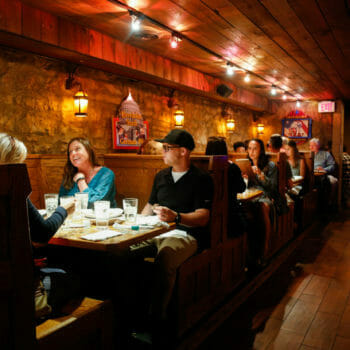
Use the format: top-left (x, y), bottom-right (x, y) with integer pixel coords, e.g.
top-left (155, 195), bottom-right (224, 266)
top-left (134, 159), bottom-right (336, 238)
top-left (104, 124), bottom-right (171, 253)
top-left (113, 215), bottom-right (167, 230)
top-left (81, 230), bottom-right (123, 241)
top-left (158, 229), bottom-right (187, 238)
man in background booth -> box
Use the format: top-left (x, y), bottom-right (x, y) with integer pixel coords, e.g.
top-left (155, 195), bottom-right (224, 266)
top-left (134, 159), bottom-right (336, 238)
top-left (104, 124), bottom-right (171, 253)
top-left (309, 137), bottom-right (338, 212)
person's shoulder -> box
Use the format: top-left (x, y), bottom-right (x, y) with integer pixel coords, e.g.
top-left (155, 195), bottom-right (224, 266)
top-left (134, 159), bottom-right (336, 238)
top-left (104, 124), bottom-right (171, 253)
top-left (155, 167), bottom-right (171, 177)
top-left (100, 166), bottom-right (114, 176)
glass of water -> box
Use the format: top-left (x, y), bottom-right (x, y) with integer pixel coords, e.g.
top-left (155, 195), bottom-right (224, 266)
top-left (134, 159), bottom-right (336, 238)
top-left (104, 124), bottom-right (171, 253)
top-left (123, 198), bottom-right (138, 224)
top-left (94, 201), bottom-right (110, 230)
top-left (243, 176), bottom-right (249, 193)
top-left (75, 193), bottom-right (89, 210)
top-left (74, 193), bottom-right (89, 218)
top-left (44, 193), bottom-right (58, 217)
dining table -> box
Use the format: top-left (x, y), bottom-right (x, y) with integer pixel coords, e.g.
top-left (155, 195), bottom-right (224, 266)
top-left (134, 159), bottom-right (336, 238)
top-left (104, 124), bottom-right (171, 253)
top-left (49, 220), bottom-right (176, 253)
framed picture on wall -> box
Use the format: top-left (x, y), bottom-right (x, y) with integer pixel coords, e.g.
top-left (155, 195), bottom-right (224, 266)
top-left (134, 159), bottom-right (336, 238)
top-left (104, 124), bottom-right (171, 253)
top-left (282, 118), bottom-right (312, 139)
top-left (112, 117), bottom-right (149, 150)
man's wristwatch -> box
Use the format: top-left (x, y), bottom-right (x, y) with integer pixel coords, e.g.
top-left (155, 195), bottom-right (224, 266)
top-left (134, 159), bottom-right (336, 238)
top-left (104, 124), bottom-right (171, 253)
top-left (175, 212), bottom-right (181, 224)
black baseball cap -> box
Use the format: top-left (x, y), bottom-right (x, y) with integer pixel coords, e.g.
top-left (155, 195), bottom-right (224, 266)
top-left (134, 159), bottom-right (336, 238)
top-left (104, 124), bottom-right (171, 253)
top-left (155, 129), bottom-right (195, 151)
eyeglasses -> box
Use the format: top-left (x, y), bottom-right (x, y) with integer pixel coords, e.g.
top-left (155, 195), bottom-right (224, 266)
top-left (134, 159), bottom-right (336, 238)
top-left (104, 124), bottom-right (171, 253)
top-left (162, 145), bottom-right (181, 152)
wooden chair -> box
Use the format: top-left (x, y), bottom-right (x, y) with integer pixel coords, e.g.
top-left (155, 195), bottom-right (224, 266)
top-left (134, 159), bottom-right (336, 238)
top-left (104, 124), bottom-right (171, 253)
top-left (0, 163), bottom-right (114, 350)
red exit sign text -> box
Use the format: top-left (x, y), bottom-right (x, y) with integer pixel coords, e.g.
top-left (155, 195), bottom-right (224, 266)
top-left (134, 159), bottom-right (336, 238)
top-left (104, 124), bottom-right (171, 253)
top-left (318, 101), bottom-right (335, 113)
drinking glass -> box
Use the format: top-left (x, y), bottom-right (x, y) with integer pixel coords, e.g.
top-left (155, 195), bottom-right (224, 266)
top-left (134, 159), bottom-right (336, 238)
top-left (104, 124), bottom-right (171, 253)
top-left (75, 193), bottom-right (89, 210)
top-left (94, 201), bottom-right (110, 230)
top-left (123, 198), bottom-right (138, 224)
top-left (60, 196), bottom-right (74, 226)
top-left (243, 177), bottom-right (249, 192)
top-left (44, 193), bottom-right (58, 217)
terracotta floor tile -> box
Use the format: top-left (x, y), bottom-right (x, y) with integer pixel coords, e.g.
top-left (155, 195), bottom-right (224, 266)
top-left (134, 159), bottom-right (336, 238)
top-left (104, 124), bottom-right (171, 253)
top-left (319, 280), bottom-right (349, 315)
top-left (281, 299), bottom-right (319, 335)
top-left (270, 295), bottom-right (299, 321)
top-left (337, 304), bottom-right (350, 338)
top-left (331, 336), bottom-right (350, 350)
top-left (303, 275), bottom-right (332, 297)
top-left (303, 311), bottom-right (340, 349)
top-left (253, 318), bottom-right (283, 350)
top-left (265, 329), bottom-right (303, 350)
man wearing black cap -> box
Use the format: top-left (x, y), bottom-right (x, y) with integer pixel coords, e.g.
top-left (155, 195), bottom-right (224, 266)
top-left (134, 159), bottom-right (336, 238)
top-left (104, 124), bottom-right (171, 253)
top-left (139, 129), bottom-right (213, 327)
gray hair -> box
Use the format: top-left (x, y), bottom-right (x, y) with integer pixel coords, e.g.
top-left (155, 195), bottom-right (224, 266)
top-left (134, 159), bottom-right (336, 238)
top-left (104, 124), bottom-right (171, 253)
top-left (0, 133), bottom-right (27, 163)
top-left (310, 138), bottom-right (320, 146)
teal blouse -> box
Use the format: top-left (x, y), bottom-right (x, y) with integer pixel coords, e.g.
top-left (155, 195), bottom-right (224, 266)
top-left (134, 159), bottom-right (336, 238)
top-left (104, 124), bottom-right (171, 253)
top-left (59, 167), bottom-right (117, 208)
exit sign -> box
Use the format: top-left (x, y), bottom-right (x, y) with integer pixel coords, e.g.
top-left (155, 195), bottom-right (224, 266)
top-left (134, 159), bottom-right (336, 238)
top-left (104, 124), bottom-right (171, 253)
top-left (318, 101), bottom-right (335, 113)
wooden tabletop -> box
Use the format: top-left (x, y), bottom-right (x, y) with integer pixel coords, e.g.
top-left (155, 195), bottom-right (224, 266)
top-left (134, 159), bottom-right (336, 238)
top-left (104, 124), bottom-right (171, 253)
top-left (314, 171), bottom-right (327, 176)
top-left (237, 188), bottom-right (264, 202)
top-left (49, 222), bottom-right (176, 252)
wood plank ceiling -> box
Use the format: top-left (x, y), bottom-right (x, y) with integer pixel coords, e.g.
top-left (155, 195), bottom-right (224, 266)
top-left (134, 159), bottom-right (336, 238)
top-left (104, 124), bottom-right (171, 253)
top-left (18, 0), bottom-right (350, 101)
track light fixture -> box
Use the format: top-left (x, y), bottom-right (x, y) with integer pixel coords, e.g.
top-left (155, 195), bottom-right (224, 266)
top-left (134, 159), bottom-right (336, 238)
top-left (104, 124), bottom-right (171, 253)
top-left (170, 34), bottom-right (181, 49)
top-left (226, 62), bottom-right (234, 76)
top-left (129, 10), bottom-right (141, 31)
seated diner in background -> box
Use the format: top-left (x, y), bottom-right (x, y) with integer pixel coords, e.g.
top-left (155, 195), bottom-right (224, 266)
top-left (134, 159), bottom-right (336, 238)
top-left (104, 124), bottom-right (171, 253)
top-left (233, 141), bottom-right (246, 153)
top-left (206, 136), bottom-right (246, 235)
top-left (247, 138), bottom-right (288, 225)
top-left (269, 134), bottom-right (293, 190)
top-left (309, 137), bottom-right (338, 211)
top-left (0, 133), bottom-right (79, 319)
top-left (135, 129), bottom-right (214, 335)
top-left (285, 139), bottom-right (307, 195)
top-left (59, 137), bottom-right (117, 208)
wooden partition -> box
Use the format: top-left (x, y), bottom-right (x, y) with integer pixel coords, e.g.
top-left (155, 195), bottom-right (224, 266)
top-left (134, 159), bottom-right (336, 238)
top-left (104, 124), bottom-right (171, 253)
top-left (0, 164), bottom-right (36, 350)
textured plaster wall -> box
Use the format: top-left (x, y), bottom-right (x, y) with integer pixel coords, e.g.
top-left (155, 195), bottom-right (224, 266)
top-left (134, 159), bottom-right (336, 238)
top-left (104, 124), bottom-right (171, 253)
top-left (0, 47), bottom-right (256, 154)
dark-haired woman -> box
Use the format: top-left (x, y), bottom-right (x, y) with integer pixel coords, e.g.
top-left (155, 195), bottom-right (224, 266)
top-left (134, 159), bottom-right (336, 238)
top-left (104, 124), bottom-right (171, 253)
top-left (59, 138), bottom-right (117, 208)
top-left (247, 139), bottom-right (287, 262)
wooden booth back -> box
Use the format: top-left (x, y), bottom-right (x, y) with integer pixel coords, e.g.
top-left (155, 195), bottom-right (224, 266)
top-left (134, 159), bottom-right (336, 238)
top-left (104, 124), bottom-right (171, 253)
top-left (0, 164), bottom-right (36, 350)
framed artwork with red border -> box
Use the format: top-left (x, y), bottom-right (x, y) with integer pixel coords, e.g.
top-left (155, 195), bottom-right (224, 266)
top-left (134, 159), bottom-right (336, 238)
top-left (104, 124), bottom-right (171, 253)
top-left (112, 117), bottom-right (149, 150)
top-left (282, 118), bottom-right (312, 139)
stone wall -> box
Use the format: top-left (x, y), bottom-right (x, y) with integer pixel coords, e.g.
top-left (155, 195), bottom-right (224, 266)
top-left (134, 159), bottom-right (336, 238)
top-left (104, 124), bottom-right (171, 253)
top-left (0, 46), bottom-right (256, 154)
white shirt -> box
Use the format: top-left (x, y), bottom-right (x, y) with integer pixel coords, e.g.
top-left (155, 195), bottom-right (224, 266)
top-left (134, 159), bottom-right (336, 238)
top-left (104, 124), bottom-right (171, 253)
top-left (172, 170), bottom-right (188, 183)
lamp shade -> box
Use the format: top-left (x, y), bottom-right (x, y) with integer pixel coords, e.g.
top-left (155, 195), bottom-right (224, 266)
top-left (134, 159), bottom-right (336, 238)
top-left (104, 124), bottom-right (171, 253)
top-left (174, 109), bottom-right (184, 128)
top-left (74, 90), bottom-right (88, 117)
top-left (226, 118), bottom-right (235, 132)
top-left (257, 123), bottom-right (264, 134)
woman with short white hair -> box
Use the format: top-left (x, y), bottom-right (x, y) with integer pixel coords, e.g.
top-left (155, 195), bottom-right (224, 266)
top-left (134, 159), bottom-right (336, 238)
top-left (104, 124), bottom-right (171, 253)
top-left (0, 133), bottom-right (79, 318)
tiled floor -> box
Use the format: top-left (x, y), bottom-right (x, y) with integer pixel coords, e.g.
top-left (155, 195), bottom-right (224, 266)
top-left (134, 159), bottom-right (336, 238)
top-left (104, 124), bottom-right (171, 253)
top-left (200, 209), bottom-right (350, 350)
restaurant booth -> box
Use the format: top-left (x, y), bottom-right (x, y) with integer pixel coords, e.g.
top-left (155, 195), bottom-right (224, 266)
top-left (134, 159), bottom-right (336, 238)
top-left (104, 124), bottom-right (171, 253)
top-left (0, 0), bottom-right (348, 349)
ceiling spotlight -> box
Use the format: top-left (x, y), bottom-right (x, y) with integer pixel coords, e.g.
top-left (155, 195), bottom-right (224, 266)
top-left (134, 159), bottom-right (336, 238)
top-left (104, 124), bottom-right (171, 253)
top-left (130, 12), bottom-right (141, 31)
top-left (271, 86), bottom-right (277, 95)
top-left (282, 93), bottom-right (287, 100)
top-left (170, 34), bottom-right (181, 49)
top-left (296, 100), bottom-right (301, 108)
top-left (226, 62), bottom-right (234, 76)
top-left (244, 74), bottom-right (251, 83)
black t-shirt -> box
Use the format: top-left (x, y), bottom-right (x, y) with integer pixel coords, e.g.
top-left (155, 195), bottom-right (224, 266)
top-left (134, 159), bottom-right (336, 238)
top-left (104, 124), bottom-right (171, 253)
top-left (148, 163), bottom-right (214, 248)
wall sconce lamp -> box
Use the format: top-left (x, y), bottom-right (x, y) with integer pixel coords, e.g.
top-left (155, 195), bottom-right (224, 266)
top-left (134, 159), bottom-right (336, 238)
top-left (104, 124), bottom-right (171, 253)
top-left (74, 90), bottom-right (88, 117)
top-left (257, 123), bottom-right (265, 135)
top-left (226, 118), bottom-right (235, 132)
top-left (174, 108), bottom-right (185, 128)
top-left (66, 65), bottom-right (88, 117)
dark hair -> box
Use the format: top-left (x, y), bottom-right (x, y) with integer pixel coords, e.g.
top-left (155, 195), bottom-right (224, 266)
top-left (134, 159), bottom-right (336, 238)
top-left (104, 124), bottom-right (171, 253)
top-left (287, 140), bottom-right (301, 160)
top-left (248, 138), bottom-right (269, 170)
top-left (205, 136), bottom-right (228, 155)
top-left (233, 141), bottom-right (245, 152)
top-left (62, 137), bottom-right (100, 189)
top-left (270, 134), bottom-right (283, 150)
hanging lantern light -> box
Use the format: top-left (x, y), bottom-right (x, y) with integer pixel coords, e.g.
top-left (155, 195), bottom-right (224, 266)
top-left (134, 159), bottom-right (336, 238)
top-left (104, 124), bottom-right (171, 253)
top-left (174, 108), bottom-right (184, 128)
top-left (226, 118), bottom-right (235, 132)
top-left (74, 90), bottom-right (88, 117)
top-left (257, 123), bottom-right (264, 135)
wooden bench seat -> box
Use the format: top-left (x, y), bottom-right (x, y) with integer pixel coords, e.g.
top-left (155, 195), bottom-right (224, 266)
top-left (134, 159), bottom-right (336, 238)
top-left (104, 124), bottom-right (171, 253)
top-left (36, 297), bottom-right (113, 350)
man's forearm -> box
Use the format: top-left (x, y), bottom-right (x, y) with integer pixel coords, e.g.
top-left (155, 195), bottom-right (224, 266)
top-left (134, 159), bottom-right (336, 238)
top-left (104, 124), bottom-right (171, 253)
top-left (179, 209), bottom-right (210, 227)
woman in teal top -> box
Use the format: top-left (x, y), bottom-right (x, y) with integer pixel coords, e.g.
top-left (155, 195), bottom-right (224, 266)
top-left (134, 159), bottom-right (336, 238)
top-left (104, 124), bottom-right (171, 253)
top-left (59, 138), bottom-right (117, 208)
